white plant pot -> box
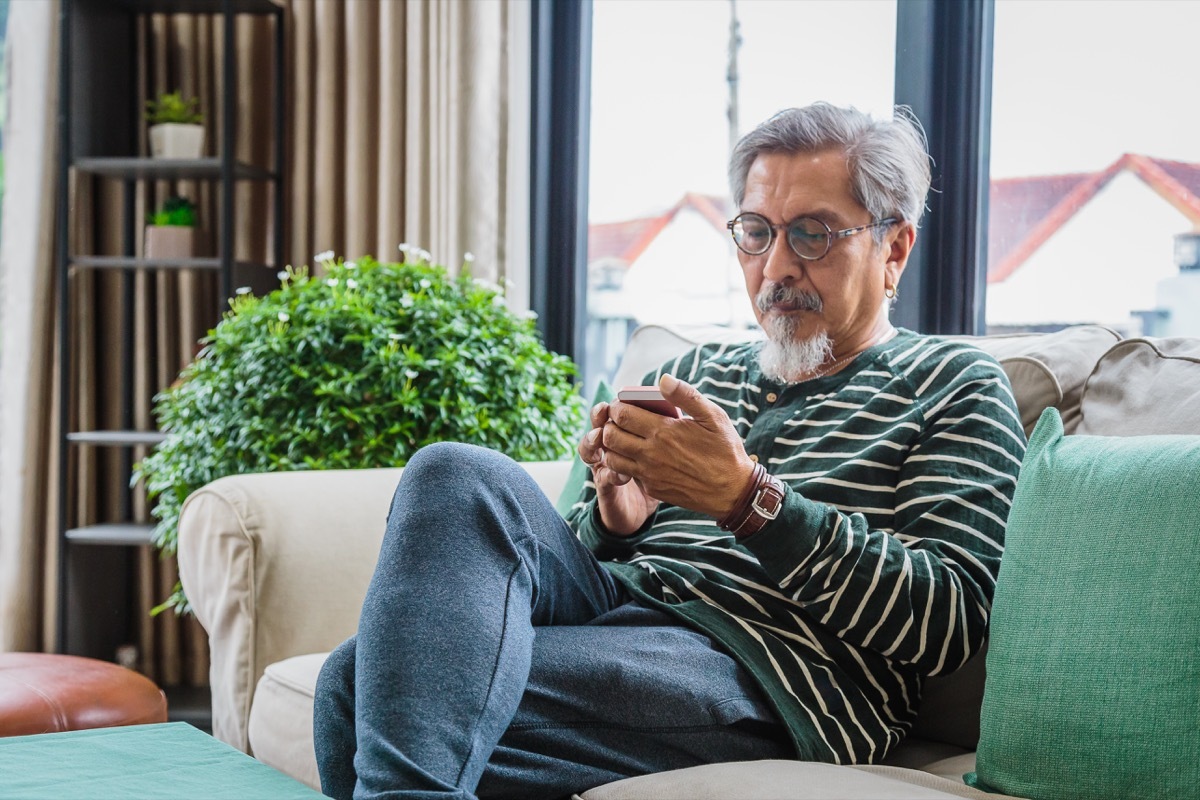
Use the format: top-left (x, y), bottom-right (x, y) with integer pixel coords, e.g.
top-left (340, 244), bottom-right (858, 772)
top-left (144, 226), bottom-right (197, 261)
top-left (149, 123), bottom-right (205, 159)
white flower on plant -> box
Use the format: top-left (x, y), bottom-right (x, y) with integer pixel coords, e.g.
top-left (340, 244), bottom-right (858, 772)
top-left (404, 369), bottom-right (420, 379)
top-left (419, 279), bottom-right (432, 289)
top-left (277, 312), bottom-right (290, 322)
top-left (464, 252), bottom-right (475, 263)
top-left (314, 250), bottom-right (335, 263)
top-left (520, 309), bottom-right (539, 320)
top-left (474, 278), bottom-right (502, 293)
top-left (344, 260), bottom-right (357, 270)
top-left (400, 295), bottom-right (415, 309)
top-left (492, 295), bottom-right (506, 307)
top-left (388, 333), bottom-right (404, 341)
top-left (417, 249), bottom-right (432, 263)
top-left (277, 271), bottom-right (289, 281)
top-left (398, 243), bottom-right (412, 253)
top-left (346, 279), bottom-right (358, 289)
top-left (326, 278), bottom-right (338, 288)
top-left (235, 286), bottom-right (252, 295)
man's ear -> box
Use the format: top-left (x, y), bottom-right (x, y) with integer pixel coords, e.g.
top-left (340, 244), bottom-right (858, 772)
top-left (883, 222), bottom-right (916, 290)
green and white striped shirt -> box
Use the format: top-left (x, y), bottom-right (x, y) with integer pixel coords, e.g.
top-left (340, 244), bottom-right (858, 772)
top-left (567, 329), bottom-right (1026, 764)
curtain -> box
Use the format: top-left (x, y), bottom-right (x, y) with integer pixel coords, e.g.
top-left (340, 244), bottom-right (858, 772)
top-left (0, 0), bottom-right (530, 687)
top-left (289, 0), bottom-right (527, 283)
top-left (0, 0), bottom-right (61, 653)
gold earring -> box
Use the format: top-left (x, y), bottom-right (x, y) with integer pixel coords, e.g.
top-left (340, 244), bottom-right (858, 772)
top-left (885, 285), bottom-right (897, 300)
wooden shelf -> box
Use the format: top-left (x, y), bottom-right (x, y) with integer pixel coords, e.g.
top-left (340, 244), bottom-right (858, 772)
top-left (65, 523), bottom-right (156, 547)
top-left (67, 430), bottom-right (168, 447)
top-left (70, 255), bottom-right (272, 272)
top-left (74, 157), bottom-right (275, 181)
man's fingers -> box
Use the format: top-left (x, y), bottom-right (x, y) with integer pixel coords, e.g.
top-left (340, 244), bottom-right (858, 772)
top-left (590, 401), bottom-right (611, 429)
top-left (659, 374), bottom-right (719, 425)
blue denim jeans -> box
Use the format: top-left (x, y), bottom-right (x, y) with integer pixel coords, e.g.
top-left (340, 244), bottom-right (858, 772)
top-left (313, 443), bottom-right (791, 800)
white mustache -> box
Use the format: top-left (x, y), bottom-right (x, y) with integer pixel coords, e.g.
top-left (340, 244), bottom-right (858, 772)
top-left (756, 283), bottom-right (822, 314)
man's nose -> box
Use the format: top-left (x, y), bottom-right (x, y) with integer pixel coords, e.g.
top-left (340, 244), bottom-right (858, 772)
top-left (761, 234), bottom-right (805, 284)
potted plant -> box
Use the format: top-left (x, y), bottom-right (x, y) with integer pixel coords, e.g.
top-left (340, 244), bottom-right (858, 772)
top-left (145, 90), bottom-right (205, 159)
top-left (134, 250), bottom-right (586, 614)
top-left (144, 195), bottom-right (198, 261)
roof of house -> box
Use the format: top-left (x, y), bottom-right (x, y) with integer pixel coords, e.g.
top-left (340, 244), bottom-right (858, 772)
top-left (988, 154), bottom-right (1200, 283)
top-left (587, 193), bottom-right (732, 266)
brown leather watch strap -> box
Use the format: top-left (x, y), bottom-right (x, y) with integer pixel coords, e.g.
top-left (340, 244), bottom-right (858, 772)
top-left (718, 464), bottom-right (785, 539)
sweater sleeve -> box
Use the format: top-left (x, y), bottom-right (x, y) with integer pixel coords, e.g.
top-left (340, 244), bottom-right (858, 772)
top-left (742, 349), bottom-right (1026, 676)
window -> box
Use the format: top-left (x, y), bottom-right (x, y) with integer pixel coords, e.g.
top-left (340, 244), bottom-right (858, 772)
top-left (584, 0), bottom-right (896, 393)
top-left (986, 0), bottom-right (1200, 337)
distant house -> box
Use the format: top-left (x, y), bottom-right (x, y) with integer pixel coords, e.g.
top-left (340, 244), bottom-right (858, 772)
top-left (987, 154), bottom-right (1200, 335)
top-left (584, 193), bottom-right (753, 388)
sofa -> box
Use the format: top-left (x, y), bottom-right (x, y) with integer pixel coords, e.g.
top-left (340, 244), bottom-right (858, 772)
top-left (177, 322), bottom-right (1200, 799)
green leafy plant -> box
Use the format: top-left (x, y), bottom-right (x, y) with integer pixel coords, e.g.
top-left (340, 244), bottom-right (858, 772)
top-left (144, 90), bottom-right (203, 125)
top-left (134, 251), bottom-right (586, 615)
top-left (146, 195), bottom-right (197, 227)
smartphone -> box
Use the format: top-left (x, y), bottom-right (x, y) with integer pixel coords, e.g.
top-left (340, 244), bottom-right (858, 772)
top-left (617, 386), bottom-right (680, 418)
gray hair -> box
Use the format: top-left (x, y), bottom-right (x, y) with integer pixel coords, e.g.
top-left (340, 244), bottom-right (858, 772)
top-left (729, 103), bottom-right (932, 242)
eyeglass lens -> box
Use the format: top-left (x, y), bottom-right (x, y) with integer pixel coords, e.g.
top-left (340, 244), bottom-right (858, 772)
top-left (732, 214), bottom-right (829, 259)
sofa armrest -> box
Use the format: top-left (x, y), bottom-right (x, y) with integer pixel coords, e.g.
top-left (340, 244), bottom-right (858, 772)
top-left (177, 460), bottom-right (572, 753)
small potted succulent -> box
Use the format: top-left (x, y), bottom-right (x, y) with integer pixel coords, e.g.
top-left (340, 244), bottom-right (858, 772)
top-left (145, 90), bottom-right (205, 159)
top-left (145, 195), bottom-right (198, 260)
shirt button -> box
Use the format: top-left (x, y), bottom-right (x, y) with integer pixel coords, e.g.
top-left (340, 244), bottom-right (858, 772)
top-left (766, 392), bottom-right (778, 403)
top-left (749, 454), bottom-right (759, 463)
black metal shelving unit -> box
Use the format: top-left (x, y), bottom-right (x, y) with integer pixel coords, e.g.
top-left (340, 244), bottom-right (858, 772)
top-left (55, 0), bottom-right (285, 728)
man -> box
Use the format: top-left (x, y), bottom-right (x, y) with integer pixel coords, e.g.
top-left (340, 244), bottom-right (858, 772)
top-left (314, 102), bottom-right (1026, 800)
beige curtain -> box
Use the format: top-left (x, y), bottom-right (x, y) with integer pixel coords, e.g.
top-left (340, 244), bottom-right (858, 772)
top-left (0, 0), bottom-right (529, 687)
top-left (0, 0), bottom-right (61, 653)
top-left (289, 0), bottom-right (526, 282)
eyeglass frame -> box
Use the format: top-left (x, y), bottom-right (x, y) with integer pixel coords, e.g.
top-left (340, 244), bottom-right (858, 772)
top-left (726, 212), bottom-right (899, 261)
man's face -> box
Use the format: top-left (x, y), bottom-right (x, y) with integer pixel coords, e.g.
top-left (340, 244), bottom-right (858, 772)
top-left (738, 149), bottom-right (910, 352)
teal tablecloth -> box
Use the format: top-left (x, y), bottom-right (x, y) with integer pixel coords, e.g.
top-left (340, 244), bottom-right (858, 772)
top-left (0, 722), bottom-right (326, 799)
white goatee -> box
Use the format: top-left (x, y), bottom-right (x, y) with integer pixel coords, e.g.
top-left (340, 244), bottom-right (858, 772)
top-left (755, 283), bottom-right (833, 382)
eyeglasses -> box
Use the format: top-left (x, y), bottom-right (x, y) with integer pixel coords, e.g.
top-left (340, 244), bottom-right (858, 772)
top-left (726, 212), bottom-right (898, 261)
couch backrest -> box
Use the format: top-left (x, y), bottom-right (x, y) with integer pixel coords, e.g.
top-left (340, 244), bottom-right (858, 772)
top-left (1076, 337), bottom-right (1200, 436)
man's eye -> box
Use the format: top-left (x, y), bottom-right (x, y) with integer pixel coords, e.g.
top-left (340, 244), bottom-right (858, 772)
top-left (790, 227), bottom-right (824, 241)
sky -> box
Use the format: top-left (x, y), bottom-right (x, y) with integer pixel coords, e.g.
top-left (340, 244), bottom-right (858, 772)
top-left (587, 0), bottom-right (1200, 223)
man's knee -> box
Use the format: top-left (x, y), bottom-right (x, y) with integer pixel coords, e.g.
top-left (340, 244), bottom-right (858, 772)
top-left (401, 442), bottom-right (522, 491)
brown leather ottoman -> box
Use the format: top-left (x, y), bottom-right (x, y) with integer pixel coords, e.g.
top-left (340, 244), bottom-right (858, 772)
top-left (0, 653), bottom-right (167, 737)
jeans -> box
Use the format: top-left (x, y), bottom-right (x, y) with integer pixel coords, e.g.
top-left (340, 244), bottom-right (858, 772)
top-left (313, 443), bottom-right (792, 800)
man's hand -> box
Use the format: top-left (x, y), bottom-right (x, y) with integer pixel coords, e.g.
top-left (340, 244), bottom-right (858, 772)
top-left (577, 400), bottom-right (660, 536)
top-left (599, 374), bottom-right (757, 520)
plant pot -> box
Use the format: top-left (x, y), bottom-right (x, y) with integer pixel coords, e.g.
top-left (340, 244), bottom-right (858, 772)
top-left (144, 226), bottom-right (197, 261)
top-left (149, 123), bottom-right (205, 159)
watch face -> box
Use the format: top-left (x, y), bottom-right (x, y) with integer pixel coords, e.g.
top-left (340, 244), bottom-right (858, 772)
top-left (752, 484), bottom-right (783, 520)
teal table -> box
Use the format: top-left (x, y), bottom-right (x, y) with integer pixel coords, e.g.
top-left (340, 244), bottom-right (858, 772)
top-left (0, 722), bottom-right (326, 799)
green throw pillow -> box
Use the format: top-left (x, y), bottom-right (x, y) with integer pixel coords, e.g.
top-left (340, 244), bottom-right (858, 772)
top-left (554, 380), bottom-right (613, 516)
top-left (966, 408), bottom-right (1200, 799)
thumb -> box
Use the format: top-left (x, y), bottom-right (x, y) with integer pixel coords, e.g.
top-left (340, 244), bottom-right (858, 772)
top-left (659, 374), bottom-right (718, 425)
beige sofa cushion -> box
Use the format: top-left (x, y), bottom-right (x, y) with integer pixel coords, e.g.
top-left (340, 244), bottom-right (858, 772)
top-left (248, 653), bottom-right (325, 792)
top-left (576, 760), bottom-right (1026, 800)
top-left (1077, 337), bottom-right (1200, 436)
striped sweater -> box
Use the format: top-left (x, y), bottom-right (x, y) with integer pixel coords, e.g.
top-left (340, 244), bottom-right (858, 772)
top-left (566, 329), bottom-right (1026, 764)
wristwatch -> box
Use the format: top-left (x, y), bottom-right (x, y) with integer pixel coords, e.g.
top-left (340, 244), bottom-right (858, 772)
top-left (721, 469), bottom-right (786, 539)
top-left (737, 474), bottom-right (785, 538)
